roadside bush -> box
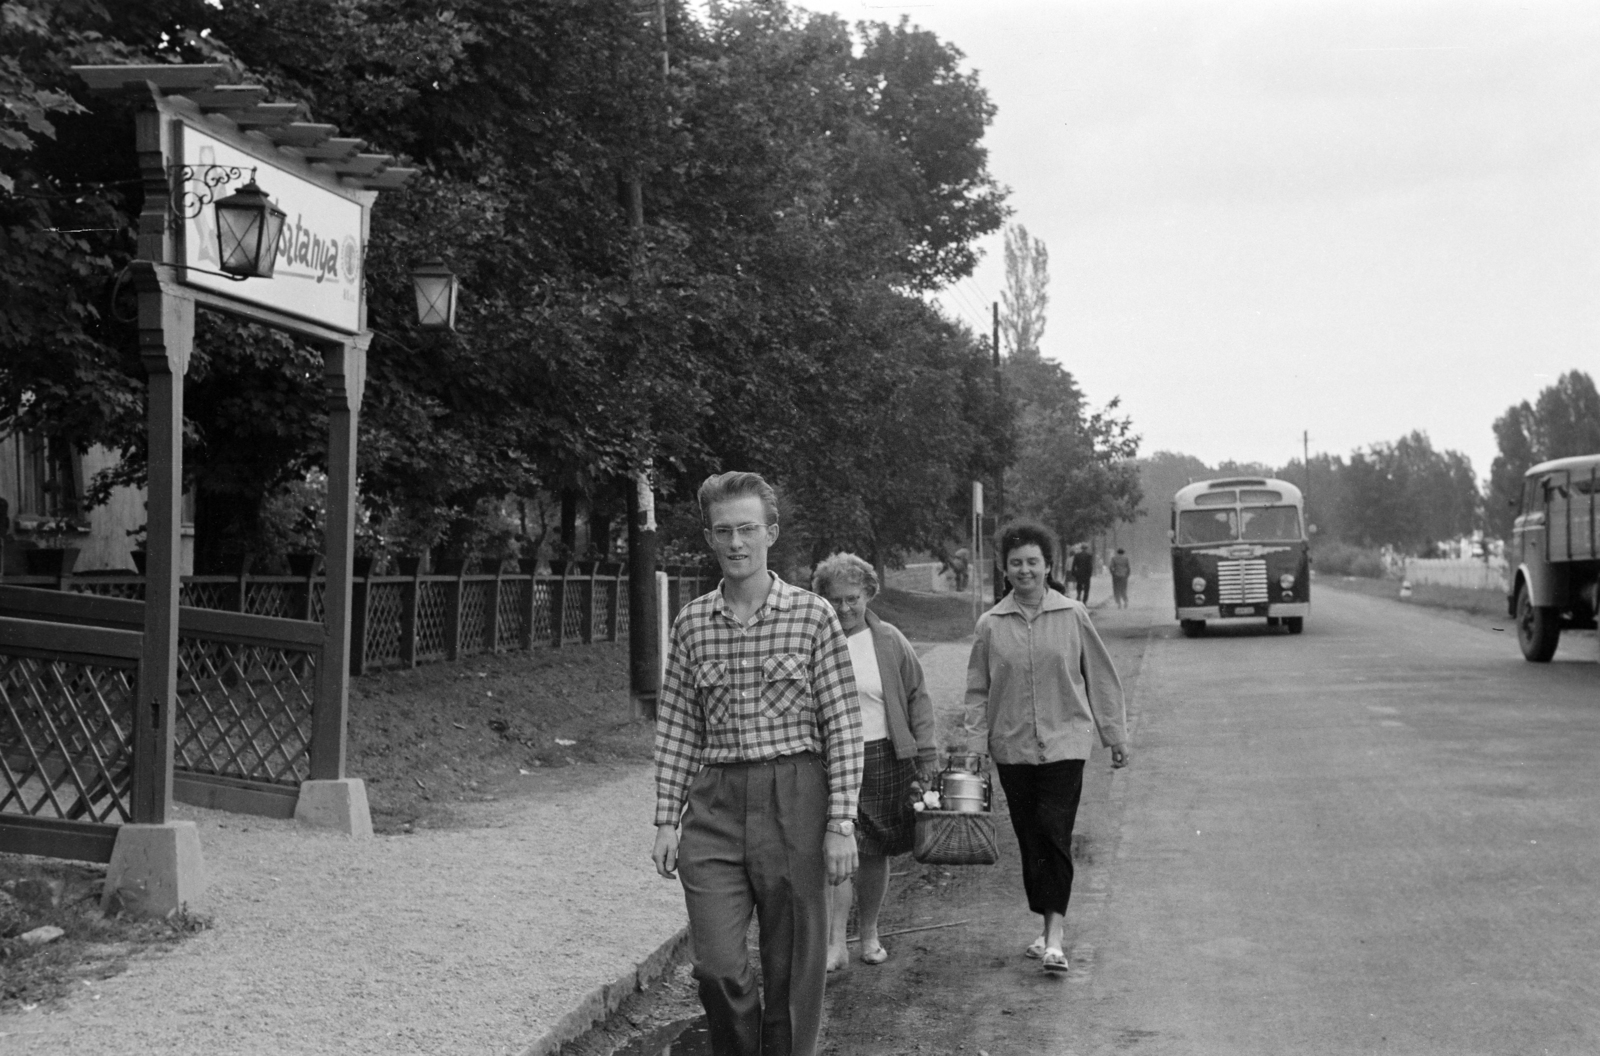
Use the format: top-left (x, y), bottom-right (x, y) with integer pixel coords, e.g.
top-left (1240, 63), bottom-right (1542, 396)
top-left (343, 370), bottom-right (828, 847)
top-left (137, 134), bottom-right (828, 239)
top-left (1313, 541), bottom-right (1388, 578)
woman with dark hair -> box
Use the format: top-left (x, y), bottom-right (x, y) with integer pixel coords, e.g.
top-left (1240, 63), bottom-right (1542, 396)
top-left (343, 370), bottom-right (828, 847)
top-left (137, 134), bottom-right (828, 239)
top-left (811, 552), bottom-right (937, 970)
top-left (960, 520), bottom-right (1131, 975)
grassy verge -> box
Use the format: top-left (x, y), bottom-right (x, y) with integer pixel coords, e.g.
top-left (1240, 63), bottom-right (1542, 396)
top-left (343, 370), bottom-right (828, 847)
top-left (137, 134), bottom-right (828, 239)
top-left (871, 586), bottom-right (980, 642)
top-left (0, 856), bottom-right (211, 1013)
top-left (1317, 574), bottom-right (1510, 620)
top-left (350, 643), bottom-right (650, 833)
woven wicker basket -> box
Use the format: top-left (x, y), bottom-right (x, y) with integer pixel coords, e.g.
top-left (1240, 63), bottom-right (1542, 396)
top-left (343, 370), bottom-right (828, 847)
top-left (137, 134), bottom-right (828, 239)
top-left (913, 808), bottom-right (998, 866)
top-left (913, 752), bottom-right (998, 865)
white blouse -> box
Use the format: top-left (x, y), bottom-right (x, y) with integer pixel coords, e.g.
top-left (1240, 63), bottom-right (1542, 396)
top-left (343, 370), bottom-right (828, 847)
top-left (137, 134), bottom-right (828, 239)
top-left (846, 626), bottom-right (889, 743)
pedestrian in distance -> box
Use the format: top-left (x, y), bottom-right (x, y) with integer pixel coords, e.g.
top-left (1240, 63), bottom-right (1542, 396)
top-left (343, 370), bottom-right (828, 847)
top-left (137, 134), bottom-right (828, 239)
top-left (652, 471), bottom-right (863, 1056)
top-left (1070, 543), bottom-right (1094, 603)
top-left (1109, 547), bottom-right (1132, 609)
top-left (811, 552), bottom-right (938, 972)
top-left (959, 520), bottom-right (1130, 975)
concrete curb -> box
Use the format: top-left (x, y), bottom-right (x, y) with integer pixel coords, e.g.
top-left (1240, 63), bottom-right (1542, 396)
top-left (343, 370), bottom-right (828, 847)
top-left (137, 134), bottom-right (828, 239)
top-left (516, 926), bottom-right (691, 1056)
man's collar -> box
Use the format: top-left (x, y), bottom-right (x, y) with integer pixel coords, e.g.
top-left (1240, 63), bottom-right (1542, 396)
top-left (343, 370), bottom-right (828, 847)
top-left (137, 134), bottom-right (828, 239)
top-left (715, 571), bottom-right (794, 619)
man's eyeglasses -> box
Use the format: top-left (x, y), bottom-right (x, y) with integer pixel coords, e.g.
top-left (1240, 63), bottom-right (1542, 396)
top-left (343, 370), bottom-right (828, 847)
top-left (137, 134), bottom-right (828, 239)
top-left (709, 523), bottom-right (771, 544)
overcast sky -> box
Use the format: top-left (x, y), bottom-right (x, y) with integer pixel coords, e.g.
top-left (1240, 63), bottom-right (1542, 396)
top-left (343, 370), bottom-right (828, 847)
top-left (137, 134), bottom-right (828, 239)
top-left (813, 0), bottom-right (1600, 481)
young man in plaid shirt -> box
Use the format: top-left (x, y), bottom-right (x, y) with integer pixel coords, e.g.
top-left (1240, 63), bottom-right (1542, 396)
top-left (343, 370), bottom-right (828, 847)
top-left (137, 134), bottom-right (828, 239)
top-left (652, 471), bottom-right (863, 1056)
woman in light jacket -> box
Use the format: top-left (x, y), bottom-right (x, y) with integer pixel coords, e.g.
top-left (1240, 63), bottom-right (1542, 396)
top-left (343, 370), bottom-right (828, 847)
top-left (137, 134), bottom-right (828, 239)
top-left (812, 552), bottom-right (937, 970)
top-left (961, 520), bottom-right (1131, 975)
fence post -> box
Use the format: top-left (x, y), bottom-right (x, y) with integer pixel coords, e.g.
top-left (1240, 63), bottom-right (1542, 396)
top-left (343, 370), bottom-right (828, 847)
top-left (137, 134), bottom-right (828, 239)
top-left (400, 562), bottom-right (420, 668)
top-left (520, 568), bottom-right (538, 651)
top-left (445, 564), bottom-right (464, 661)
top-left (486, 561), bottom-right (504, 654)
top-left (301, 563), bottom-right (319, 622)
top-left (606, 564), bottom-right (621, 643)
top-left (236, 565), bottom-right (250, 613)
top-left (582, 563), bottom-right (598, 644)
top-left (349, 565), bottom-right (370, 676)
top-left (550, 563), bottom-right (568, 648)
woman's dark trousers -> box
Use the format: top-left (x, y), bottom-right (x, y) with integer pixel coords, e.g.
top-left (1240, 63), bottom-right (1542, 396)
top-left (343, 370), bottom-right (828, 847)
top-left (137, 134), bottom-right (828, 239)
top-left (995, 759), bottom-right (1085, 916)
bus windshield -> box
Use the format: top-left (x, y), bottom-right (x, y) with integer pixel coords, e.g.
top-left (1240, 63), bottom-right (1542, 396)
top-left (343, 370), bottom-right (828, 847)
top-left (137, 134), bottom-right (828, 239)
top-left (1178, 509), bottom-right (1238, 545)
top-left (1240, 505), bottom-right (1301, 541)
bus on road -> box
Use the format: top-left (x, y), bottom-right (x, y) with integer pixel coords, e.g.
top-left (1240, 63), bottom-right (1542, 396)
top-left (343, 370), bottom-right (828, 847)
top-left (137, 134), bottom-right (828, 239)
top-left (1171, 477), bottom-right (1310, 638)
top-left (1506, 454), bottom-right (1600, 662)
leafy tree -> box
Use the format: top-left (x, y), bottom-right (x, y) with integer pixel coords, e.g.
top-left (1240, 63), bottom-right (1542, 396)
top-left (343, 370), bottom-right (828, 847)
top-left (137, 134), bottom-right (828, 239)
top-left (1002, 353), bottom-right (1141, 550)
top-left (991, 222), bottom-right (1140, 552)
top-left (1273, 452), bottom-right (1348, 543)
top-left (2, 0), bottom-right (1016, 572)
top-left (999, 222), bottom-right (1048, 359)
top-left (1341, 432), bottom-right (1478, 553)
top-left (1487, 370), bottom-right (1600, 539)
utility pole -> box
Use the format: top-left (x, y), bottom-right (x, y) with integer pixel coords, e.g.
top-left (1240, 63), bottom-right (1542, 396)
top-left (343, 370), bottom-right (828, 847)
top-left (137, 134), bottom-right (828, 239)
top-left (1303, 429), bottom-right (1311, 516)
top-left (626, 3), bottom-right (670, 720)
top-left (992, 301), bottom-right (1006, 603)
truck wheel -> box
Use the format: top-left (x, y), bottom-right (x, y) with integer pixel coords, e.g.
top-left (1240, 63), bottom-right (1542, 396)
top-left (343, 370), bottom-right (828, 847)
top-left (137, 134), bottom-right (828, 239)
top-left (1516, 588), bottom-right (1560, 662)
top-left (1180, 619), bottom-right (1206, 638)
top-left (1284, 617), bottom-right (1304, 635)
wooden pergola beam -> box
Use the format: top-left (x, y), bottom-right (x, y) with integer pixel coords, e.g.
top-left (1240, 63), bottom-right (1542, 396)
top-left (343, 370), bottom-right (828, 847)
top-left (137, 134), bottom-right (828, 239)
top-left (75, 64), bottom-right (233, 93)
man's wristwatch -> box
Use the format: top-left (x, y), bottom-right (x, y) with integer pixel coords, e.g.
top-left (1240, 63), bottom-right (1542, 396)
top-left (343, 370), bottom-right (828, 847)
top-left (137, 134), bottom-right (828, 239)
top-left (825, 820), bottom-right (855, 837)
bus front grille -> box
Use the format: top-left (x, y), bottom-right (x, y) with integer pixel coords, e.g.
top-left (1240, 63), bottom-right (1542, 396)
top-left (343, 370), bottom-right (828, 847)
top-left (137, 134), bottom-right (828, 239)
top-left (1217, 559), bottom-right (1269, 604)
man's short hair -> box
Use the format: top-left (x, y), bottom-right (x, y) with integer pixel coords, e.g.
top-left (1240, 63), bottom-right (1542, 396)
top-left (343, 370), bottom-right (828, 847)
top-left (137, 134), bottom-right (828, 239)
top-left (811, 552), bottom-right (879, 599)
top-left (996, 519), bottom-right (1058, 570)
top-left (698, 471), bottom-right (779, 526)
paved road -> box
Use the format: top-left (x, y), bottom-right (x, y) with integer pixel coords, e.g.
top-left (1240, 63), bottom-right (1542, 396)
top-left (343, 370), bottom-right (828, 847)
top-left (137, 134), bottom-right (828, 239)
top-left (821, 579), bottom-right (1600, 1056)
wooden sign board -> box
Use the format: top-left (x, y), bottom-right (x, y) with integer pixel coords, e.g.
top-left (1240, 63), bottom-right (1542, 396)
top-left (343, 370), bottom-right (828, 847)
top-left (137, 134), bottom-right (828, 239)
top-left (175, 119), bottom-right (367, 335)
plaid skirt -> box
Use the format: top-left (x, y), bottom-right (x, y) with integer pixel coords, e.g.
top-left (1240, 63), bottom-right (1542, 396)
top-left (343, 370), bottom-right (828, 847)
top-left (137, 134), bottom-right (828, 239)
top-left (857, 739), bottom-right (917, 857)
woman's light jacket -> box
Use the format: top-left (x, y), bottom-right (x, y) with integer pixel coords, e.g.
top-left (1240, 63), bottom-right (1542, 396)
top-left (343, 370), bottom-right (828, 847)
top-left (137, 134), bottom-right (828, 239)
top-left (962, 589), bottom-right (1127, 765)
top-left (863, 609), bottom-right (939, 771)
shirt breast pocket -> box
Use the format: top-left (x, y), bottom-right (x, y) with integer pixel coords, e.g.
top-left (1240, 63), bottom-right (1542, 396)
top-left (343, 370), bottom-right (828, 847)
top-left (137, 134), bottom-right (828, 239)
top-left (761, 653), bottom-right (810, 719)
top-left (695, 661), bottom-right (731, 726)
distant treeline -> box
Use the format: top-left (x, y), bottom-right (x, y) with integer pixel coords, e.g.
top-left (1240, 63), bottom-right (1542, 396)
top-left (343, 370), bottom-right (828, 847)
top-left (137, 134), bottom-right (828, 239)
top-left (1114, 369), bottom-right (1600, 571)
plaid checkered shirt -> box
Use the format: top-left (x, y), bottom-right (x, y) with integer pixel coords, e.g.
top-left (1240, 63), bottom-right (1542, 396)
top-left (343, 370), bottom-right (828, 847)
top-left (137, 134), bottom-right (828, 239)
top-left (653, 573), bottom-right (862, 826)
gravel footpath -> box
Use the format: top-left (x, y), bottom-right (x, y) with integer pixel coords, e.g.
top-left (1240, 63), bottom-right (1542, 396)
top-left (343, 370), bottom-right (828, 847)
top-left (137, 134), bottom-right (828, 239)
top-left (3, 763), bottom-right (686, 1056)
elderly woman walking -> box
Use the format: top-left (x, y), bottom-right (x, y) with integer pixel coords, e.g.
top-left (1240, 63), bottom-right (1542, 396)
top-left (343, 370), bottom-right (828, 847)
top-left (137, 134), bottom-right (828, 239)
top-left (961, 520), bottom-right (1130, 975)
top-left (811, 553), bottom-right (937, 970)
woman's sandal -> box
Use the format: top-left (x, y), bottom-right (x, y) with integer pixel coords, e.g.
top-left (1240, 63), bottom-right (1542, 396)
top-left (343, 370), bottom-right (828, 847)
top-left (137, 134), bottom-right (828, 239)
top-left (860, 941), bottom-right (889, 965)
top-left (1041, 947), bottom-right (1070, 974)
top-left (1024, 936), bottom-right (1048, 959)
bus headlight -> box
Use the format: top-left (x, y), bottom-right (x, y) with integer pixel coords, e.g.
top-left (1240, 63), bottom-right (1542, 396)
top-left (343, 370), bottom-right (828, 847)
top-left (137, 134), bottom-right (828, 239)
top-left (1279, 573), bottom-right (1296, 589)
top-left (1191, 576), bottom-right (1207, 592)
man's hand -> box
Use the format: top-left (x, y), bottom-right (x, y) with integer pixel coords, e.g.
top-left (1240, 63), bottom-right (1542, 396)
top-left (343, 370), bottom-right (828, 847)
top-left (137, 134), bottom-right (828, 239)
top-left (652, 823), bottom-right (680, 879)
top-left (824, 831), bottom-right (858, 886)
top-left (1110, 744), bottom-right (1132, 769)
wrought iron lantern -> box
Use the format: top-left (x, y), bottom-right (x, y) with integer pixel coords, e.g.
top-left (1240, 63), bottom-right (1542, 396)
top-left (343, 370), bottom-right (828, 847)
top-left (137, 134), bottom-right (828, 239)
top-left (411, 258), bottom-right (459, 331)
top-left (213, 177), bottom-right (286, 278)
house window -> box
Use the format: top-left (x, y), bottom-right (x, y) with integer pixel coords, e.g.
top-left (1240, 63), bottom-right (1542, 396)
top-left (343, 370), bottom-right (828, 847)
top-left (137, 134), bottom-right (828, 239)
top-left (16, 433), bottom-right (82, 521)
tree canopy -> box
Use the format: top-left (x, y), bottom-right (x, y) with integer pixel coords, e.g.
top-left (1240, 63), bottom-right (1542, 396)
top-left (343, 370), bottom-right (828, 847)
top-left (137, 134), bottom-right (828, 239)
top-left (1487, 370), bottom-right (1600, 539)
top-left (1, 0), bottom-right (1021, 570)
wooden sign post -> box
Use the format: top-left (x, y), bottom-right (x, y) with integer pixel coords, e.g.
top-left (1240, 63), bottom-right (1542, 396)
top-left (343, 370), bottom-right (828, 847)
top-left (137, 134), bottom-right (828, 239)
top-left (75, 63), bottom-right (416, 912)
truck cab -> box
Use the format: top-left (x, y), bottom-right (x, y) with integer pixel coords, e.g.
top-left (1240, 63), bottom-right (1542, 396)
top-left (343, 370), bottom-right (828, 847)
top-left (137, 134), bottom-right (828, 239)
top-left (1508, 455), bottom-right (1600, 661)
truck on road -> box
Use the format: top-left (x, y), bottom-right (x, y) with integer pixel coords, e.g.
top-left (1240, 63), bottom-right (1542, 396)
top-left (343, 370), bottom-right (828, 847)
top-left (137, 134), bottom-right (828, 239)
top-left (1506, 454), bottom-right (1600, 661)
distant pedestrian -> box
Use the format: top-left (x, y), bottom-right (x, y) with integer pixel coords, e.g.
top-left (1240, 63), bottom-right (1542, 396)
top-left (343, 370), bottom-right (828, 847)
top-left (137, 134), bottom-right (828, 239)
top-left (812, 552), bottom-right (937, 972)
top-left (960, 520), bottom-right (1129, 975)
top-left (1109, 548), bottom-right (1131, 608)
top-left (652, 472), bottom-right (862, 1056)
top-left (1070, 543), bottom-right (1094, 603)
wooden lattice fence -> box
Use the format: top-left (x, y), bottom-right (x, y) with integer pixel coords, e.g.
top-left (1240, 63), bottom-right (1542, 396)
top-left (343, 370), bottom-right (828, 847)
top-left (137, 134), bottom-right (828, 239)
top-left (10, 563), bottom-right (711, 676)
